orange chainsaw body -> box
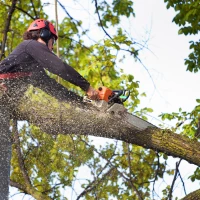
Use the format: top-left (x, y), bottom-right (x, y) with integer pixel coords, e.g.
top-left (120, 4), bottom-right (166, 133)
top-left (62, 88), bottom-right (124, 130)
top-left (97, 86), bottom-right (113, 102)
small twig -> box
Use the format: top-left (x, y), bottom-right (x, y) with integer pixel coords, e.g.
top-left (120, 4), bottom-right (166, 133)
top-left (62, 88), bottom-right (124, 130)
top-left (127, 143), bottom-right (143, 200)
top-left (82, 139), bottom-right (143, 199)
top-left (42, 183), bottom-right (63, 194)
top-left (177, 169), bottom-right (187, 195)
top-left (76, 167), bottom-right (115, 200)
top-left (56, 0), bottom-right (74, 20)
top-left (152, 152), bottom-right (161, 199)
top-left (94, 0), bottom-right (112, 40)
top-left (30, 0), bottom-right (39, 18)
top-left (12, 119), bottom-right (32, 187)
top-left (93, 0), bottom-right (160, 93)
top-left (168, 159), bottom-right (182, 200)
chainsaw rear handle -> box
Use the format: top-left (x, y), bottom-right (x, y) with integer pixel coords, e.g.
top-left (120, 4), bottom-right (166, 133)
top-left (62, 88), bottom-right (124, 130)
top-left (110, 90), bottom-right (130, 103)
top-left (120, 90), bottom-right (130, 102)
top-left (108, 90), bottom-right (122, 103)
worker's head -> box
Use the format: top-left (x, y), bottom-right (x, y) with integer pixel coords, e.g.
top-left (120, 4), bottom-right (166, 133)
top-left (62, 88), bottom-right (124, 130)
top-left (23, 19), bottom-right (58, 51)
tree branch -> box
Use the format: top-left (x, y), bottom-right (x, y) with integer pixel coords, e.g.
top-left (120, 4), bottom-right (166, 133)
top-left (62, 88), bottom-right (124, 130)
top-left (93, 0), bottom-right (159, 91)
top-left (0, 0), bottom-right (17, 61)
top-left (181, 189), bottom-right (200, 200)
top-left (0, 2), bottom-right (35, 20)
top-left (56, 0), bottom-right (73, 20)
top-left (82, 138), bottom-right (154, 199)
top-left (127, 143), bottom-right (143, 200)
top-left (12, 119), bottom-right (53, 200)
top-left (93, 0), bottom-right (142, 57)
top-left (12, 119), bottom-right (32, 187)
top-left (14, 86), bottom-right (200, 167)
top-left (76, 167), bottom-right (115, 200)
top-left (178, 169), bottom-right (187, 196)
top-left (168, 159), bottom-right (182, 200)
top-left (30, 0), bottom-right (39, 19)
top-left (10, 180), bottom-right (28, 193)
top-left (94, 0), bottom-right (112, 40)
top-left (152, 152), bottom-right (161, 199)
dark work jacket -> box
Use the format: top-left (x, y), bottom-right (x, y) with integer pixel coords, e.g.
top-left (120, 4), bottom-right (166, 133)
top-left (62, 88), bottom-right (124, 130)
top-left (0, 40), bottom-right (90, 103)
top-left (0, 40), bottom-right (90, 91)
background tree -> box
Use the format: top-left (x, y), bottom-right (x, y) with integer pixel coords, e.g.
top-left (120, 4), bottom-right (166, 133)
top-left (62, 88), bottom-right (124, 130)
top-left (0, 0), bottom-right (200, 199)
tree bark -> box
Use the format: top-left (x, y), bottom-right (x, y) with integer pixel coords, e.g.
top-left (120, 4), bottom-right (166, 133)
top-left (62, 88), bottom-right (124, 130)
top-left (10, 180), bottom-right (53, 200)
top-left (0, 104), bottom-right (11, 200)
top-left (12, 85), bottom-right (200, 167)
top-left (181, 189), bottom-right (200, 200)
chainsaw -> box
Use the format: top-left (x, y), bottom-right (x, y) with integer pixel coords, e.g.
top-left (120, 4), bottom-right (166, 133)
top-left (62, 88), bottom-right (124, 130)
top-left (85, 86), bottom-right (156, 131)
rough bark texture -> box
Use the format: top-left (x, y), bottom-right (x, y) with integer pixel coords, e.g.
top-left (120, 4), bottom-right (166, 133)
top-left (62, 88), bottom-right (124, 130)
top-left (182, 189), bottom-right (200, 200)
top-left (10, 180), bottom-right (53, 200)
top-left (13, 85), bottom-right (200, 167)
top-left (0, 104), bottom-right (11, 200)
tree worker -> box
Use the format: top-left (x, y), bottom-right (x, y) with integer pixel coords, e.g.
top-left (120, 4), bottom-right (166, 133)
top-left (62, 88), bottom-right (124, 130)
top-left (0, 19), bottom-right (99, 199)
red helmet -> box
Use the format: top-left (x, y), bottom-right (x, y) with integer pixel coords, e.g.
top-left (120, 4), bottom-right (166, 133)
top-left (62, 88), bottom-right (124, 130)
top-left (27, 19), bottom-right (58, 40)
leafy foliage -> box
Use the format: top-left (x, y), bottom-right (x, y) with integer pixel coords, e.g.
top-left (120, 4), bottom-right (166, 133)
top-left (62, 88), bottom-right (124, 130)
top-left (11, 123), bottom-right (169, 199)
top-left (164, 0), bottom-right (200, 72)
top-left (95, 0), bottom-right (135, 28)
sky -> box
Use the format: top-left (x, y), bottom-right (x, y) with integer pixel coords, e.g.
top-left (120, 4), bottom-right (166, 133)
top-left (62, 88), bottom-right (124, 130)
top-left (10, 0), bottom-right (200, 199)
top-left (130, 0), bottom-right (199, 117)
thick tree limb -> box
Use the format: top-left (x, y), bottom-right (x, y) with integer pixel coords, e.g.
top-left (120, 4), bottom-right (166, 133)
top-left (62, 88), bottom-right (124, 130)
top-left (13, 86), bottom-right (200, 167)
top-left (10, 180), bottom-right (28, 193)
top-left (10, 179), bottom-right (52, 200)
top-left (12, 86), bottom-right (200, 168)
top-left (181, 189), bottom-right (200, 200)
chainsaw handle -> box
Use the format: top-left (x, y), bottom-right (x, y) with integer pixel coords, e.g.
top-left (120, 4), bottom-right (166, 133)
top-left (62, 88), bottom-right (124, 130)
top-left (121, 90), bottom-right (130, 102)
top-left (109, 90), bottom-right (130, 103)
top-left (97, 86), bottom-right (130, 103)
top-left (108, 90), bottom-right (122, 103)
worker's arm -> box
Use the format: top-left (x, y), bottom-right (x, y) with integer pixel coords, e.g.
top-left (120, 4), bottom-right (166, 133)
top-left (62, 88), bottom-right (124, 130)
top-left (26, 40), bottom-right (90, 92)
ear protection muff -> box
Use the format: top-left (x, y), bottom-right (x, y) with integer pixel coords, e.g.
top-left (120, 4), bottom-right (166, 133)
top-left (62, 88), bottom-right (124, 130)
top-left (40, 21), bottom-right (52, 44)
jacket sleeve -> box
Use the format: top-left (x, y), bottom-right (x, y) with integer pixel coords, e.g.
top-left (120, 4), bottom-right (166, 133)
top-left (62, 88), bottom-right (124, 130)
top-left (25, 40), bottom-right (90, 92)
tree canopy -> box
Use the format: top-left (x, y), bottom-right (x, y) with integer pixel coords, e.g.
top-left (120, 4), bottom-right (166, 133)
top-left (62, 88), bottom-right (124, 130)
top-left (0, 0), bottom-right (200, 199)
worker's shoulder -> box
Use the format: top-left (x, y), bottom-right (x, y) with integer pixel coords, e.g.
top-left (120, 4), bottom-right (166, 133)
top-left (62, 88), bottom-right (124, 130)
top-left (23, 40), bottom-right (45, 48)
top-left (23, 40), bottom-right (48, 54)
top-left (10, 40), bottom-right (33, 54)
top-left (15, 40), bottom-right (37, 50)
